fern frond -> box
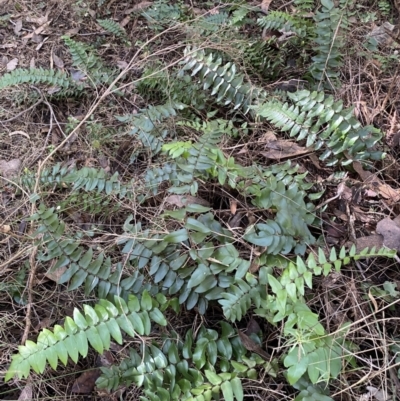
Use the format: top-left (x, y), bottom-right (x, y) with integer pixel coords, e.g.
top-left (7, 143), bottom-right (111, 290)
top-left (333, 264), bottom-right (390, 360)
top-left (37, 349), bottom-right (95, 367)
top-left (255, 90), bottom-right (384, 165)
top-left (97, 19), bottom-right (128, 39)
top-left (31, 205), bottom-right (155, 298)
top-left (0, 67), bottom-right (82, 96)
top-left (97, 323), bottom-right (250, 400)
top-left (179, 47), bottom-right (266, 114)
top-left (257, 11), bottom-right (310, 37)
top-left (125, 102), bottom-right (186, 161)
top-left (63, 36), bottom-right (105, 72)
top-left (5, 293), bottom-right (167, 381)
top-left (310, 0), bottom-right (346, 83)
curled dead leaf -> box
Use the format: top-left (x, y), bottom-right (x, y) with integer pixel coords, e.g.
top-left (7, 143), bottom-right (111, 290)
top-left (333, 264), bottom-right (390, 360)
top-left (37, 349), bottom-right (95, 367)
top-left (71, 369), bottom-right (101, 394)
top-left (6, 58), bottom-right (18, 71)
top-left (260, 140), bottom-right (311, 160)
top-left (165, 195), bottom-right (210, 208)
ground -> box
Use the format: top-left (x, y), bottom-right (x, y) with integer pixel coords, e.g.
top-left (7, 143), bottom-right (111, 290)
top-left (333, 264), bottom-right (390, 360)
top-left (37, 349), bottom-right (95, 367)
top-left (1, 0), bottom-right (400, 400)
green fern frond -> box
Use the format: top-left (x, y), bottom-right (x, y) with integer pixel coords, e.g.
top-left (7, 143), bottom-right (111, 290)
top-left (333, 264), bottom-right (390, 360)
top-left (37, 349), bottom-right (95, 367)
top-left (196, 11), bottom-right (229, 34)
top-left (310, 0), bottom-right (346, 83)
top-left (294, 0), bottom-right (315, 12)
top-left (97, 19), bottom-right (128, 40)
top-left (5, 293), bottom-right (167, 381)
top-left (31, 205), bottom-right (156, 298)
top-left (255, 90), bottom-right (384, 165)
top-left (63, 36), bottom-right (105, 72)
top-left (0, 67), bottom-right (82, 96)
top-left (125, 102), bottom-right (186, 161)
top-left (257, 11), bottom-right (310, 37)
top-left (97, 323), bottom-right (252, 400)
top-left (179, 47), bottom-right (266, 114)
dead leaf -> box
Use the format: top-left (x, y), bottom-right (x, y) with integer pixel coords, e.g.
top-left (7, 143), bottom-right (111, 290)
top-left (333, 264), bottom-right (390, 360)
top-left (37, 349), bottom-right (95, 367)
top-left (116, 60), bottom-right (129, 70)
top-left (18, 382), bottom-right (33, 401)
top-left (165, 195), bottom-right (210, 208)
top-left (368, 22), bottom-right (396, 46)
top-left (33, 317), bottom-right (51, 332)
top-left (30, 57), bottom-right (35, 68)
top-left (363, 386), bottom-right (389, 401)
top-left (353, 161), bottom-right (400, 203)
top-left (260, 0), bottom-right (272, 13)
top-left (0, 158), bottom-right (21, 179)
top-left (230, 199), bottom-right (237, 215)
top-left (6, 58), bottom-right (18, 71)
top-left (1, 56), bottom-right (7, 66)
top-left (0, 225), bottom-right (11, 233)
top-left (9, 131), bottom-right (30, 140)
top-left (14, 19), bottom-right (23, 35)
top-left (260, 140), bottom-right (311, 159)
top-left (238, 330), bottom-right (270, 360)
top-left (246, 318), bottom-right (261, 335)
top-left (45, 265), bottom-right (67, 283)
top-left (125, 1), bottom-right (153, 13)
top-left (71, 369), bottom-right (101, 394)
top-left (347, 235), bottom-right (384, 253)
top-left (310, 154), bottom-right (322, 170)
top-left (32, 33), bottom-right (43, 43)
top-left (120, 15), bottom-right (130, 27)
top-left (52, 53), bottom-right (64, 69)
top-left (376, 217), bottom-right (400, 251)
top-left (26, 13), bottom-right (49, 25)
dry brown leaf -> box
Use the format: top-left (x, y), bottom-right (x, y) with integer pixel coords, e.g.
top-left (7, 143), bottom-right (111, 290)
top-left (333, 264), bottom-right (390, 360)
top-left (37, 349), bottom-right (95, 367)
top-left (230, 199), bottom-right (237, 215)
top-left (45, 265), bottom-right (67, 283)
top-left (18, 382), bottom-right (33, 401)
top-left (165, 195), bottom-right (210, 208)
top-left (125, 2), bottom-right (153, 13)
top-left (9, 131), bottom-right (30, 140)
top-left (353, 161), bottom-right (400, 203)
top-left (71, 369), bottom-right (101, 394)
top-left (116, 60), bottom-right (129, 69)
top-left (6, 58), bottom-right (18, 71)
top-left (308, 152), bottom-right (322, 169)
top-left (376, 217), bottom-right (400, 251)
top-left (14, 19), bottom-right (23, 35)
top-left (120, 15), bottom-right (131, 27)
top-left (246, 318), bottom-right (261, 335)
top-left (30, 57), bottom-right (35, 68)
top-left (238, 330), bottom-right (270, 360)
top-left (26, 13), bottom-right (49, 25)
top-left (260, 140), bottom-right (311, 160)
top-left (0, 158), bottom-right (21, 179)
top-left (260, 0), bottom-right (272, 13)
top-left (347, 235), bottom-right (384, 253)
top-left (0, 225), bottom-right (11, 233)
top-left (52, 53), bottom-right (64, 69)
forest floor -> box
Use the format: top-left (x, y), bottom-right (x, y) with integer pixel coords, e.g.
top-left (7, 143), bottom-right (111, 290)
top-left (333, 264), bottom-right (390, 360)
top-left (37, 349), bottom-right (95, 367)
top-left (1, 0), bottom-right (400, 400)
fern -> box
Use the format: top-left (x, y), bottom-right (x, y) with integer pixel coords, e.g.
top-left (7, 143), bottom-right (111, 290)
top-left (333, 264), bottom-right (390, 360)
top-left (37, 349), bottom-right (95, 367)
top-left (0, 67), bottom-right (82, 96)
top-left (195, 12), bottom-right (229, 34)
top-left (257, 11), bottom-right (310, 38)
top-left (21, 164), bottom-right (133, 200)
top-left (97, 323), bottom-right (268, 400)
top-left (5, 293), bottom-right (168, 381)
top-left (310, 0), bottom-right (346, 84)
top-left (62, 36), bottom-right (117, 86)
top-left (255, 90), bottom-right (384, 165)
top-left (241, 39), bottom-right (285, 79)
top-left (141, 0), bottom-right (183, 31)
top-left (97, 19), bottom-right (128, 39)
top-left (294, 0), bottom-right (315, 12)
top-left (31, 205), bottom-right (156, 298)
top-left (179, 47), bottom-right (267, 114)
top-left (121, 102), bottom-right (186, 162)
